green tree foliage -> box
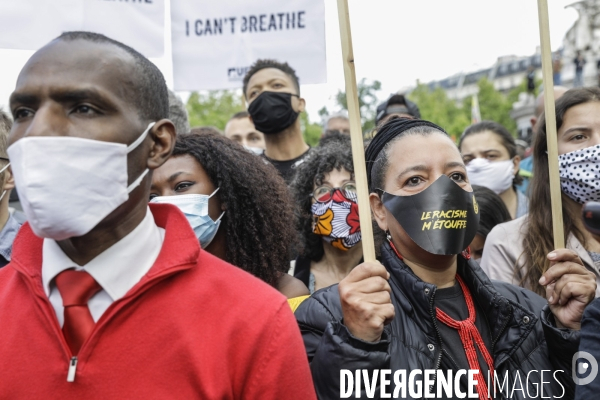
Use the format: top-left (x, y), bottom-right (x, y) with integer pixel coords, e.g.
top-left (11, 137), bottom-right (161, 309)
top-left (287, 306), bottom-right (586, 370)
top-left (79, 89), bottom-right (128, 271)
top-left (186, 90), bottom-right (244, 130)
top-left (409, 77), bottom-right (535, 140)
top-left (407, 84), bottom-right (470, 140)
top-left (300, 112), bottom-right (323, 147)
top-left (335, 79), bottom-right (382, 134)
top-left (471, 78), bottom-right (516, 133)
top-left (320, 79), bottom-right (382, 135)
top-left (507, 75), bottom-right (542, 104)
top-left (462, 77), bottom-right (542, 135)
top-left (318, 106), bottom-right (329, 119)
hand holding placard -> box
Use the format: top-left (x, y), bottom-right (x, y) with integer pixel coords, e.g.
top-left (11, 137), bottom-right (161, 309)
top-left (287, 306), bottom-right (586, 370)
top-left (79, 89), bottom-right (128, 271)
top-left (539, 249), bottom-right (596, 330)
top-left (339, 262), bottom-right (395, 342)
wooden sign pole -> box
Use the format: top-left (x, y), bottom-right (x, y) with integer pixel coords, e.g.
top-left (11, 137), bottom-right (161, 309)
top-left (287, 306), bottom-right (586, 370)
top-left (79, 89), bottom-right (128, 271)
top-left (537, 0), bottom-right (565, 248)
top-left (336, 0), bottom-right (376, 261)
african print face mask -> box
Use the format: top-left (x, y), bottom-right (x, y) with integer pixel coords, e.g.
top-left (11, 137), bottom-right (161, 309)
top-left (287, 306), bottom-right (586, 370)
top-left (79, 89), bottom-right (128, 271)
top-left (559, 144), bottom-right (600, 204)
top-left (311, 189), bottom-right (361, 251)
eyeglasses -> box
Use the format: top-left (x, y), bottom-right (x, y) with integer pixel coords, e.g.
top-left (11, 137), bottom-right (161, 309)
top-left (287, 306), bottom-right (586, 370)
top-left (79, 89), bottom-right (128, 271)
top-left (312, 182), bottom-right (357, 203)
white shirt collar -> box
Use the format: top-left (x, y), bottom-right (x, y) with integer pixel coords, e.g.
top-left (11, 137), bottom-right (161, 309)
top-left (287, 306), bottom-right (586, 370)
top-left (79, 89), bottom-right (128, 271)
top-left (42, 207), bottom-right (165, 300)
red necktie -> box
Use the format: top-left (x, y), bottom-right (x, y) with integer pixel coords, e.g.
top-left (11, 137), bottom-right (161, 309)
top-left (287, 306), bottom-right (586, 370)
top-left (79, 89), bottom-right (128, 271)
top-left (436, 275), bottom-right (495, 400)
top-left (54, 269), bottom-right (102, 355)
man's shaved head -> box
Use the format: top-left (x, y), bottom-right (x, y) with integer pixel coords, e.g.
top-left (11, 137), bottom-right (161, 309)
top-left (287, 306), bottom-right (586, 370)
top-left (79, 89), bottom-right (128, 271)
top-left (8, 30), bottom-right (177, 264)
top-left (57, 31), bottom-right (169, 122)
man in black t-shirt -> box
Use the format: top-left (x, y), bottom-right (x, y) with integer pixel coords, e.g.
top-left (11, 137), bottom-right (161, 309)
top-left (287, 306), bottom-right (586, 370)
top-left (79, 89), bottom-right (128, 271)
top-left (243, 59), bottom-right (311, 185)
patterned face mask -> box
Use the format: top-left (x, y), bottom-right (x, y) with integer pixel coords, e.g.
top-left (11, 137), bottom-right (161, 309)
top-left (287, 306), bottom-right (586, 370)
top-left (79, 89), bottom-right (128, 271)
top-left (311, 189), bottom-right (361, 251)
top-left (559, 144), bottom-right (600, 204)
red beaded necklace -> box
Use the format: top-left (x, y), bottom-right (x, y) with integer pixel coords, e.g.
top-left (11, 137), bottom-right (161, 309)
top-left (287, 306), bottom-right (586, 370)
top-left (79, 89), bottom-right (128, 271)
top-left (436, 275), bottom-right (495, 400)
top-left (388, 237), bottom-right (493, 399)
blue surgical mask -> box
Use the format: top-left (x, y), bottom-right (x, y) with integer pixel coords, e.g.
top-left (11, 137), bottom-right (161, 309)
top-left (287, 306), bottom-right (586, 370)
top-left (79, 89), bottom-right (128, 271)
top-left (150, 188), bottom-right (225, 249)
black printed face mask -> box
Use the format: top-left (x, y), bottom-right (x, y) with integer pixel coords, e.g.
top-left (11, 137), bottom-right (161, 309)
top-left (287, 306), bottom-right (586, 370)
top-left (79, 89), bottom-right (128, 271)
top-left (247, 91), bottom-right (299, 135)
top-left (381, 175), bottom-right (480, 255)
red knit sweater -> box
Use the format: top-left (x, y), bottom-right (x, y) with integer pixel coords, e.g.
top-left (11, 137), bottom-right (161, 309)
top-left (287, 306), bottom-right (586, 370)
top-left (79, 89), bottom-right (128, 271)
top-left (0, 204), bottom-right (316, 399)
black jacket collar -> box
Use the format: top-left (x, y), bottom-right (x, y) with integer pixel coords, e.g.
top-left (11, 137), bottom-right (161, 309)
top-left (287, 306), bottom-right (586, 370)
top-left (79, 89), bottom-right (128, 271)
top-left (381, 242), bottom-right (537, 362)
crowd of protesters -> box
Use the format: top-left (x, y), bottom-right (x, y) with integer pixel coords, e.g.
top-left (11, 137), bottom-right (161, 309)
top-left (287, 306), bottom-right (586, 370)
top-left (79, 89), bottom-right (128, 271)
top-left (2, 31), bottom-right (600, 399)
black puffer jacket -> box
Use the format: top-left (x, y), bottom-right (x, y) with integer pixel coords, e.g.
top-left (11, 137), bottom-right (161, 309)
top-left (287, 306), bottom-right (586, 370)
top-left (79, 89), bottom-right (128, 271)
top-left (295, 243), bottom-right (579, 399)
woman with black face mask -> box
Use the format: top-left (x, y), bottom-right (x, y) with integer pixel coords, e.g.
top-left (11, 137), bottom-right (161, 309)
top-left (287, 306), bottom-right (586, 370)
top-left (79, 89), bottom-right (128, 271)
top-left (295, 118), bottom-right (595, 399)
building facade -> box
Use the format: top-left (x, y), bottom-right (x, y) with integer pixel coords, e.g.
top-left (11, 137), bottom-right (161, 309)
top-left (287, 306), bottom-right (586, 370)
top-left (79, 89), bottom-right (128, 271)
top-left (400, 0), bottom-right (600, 141)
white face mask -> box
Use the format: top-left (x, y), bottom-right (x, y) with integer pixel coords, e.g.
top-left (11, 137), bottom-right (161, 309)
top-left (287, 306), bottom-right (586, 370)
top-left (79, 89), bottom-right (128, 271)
top-left (7, 123), bottom-right (154, 240)
top-left (559, 144), bottom-right (600, 204)
top-left (465, 158), bottom-right (515, 195)
top-left (150, 189), bottom-right (224, 249)
top-left (244, 146), bottom-right (264, 155)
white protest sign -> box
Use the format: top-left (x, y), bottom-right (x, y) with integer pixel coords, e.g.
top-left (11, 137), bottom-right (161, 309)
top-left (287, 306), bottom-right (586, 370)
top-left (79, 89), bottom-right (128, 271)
top-left (0, 0), bottom-right (164, 57)
top-left (171, 0), bottom-right (326, 91)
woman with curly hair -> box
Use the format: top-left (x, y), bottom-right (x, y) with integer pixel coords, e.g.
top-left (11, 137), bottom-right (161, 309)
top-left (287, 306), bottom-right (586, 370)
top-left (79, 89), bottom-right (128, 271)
top-left (149, 131), bottom-right (308, 298)
top-left (290, 132), bottom-right (362, 294)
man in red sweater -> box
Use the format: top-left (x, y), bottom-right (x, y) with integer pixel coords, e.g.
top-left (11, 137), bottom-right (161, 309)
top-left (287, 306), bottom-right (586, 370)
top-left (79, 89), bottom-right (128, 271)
top-left (0, 31), bottom-right (316, 399)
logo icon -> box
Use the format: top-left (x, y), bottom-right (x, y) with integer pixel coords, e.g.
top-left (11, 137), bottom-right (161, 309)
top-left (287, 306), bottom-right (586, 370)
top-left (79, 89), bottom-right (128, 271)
top-left (572, 351), bottom-right (599, 385)
top-left (473, 195), bottom-right (479, 214)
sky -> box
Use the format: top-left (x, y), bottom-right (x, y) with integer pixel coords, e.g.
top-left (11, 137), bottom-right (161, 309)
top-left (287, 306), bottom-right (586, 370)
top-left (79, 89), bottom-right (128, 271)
top-left (0, 0), bottom-right (581, 123)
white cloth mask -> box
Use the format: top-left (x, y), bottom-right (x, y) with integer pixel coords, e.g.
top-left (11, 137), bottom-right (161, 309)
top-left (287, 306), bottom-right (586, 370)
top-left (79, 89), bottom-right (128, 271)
top-left (7, 123), bottom-right (154, 240)
top-left (244, 146), bottom-right (264, 155)
top-left (559, 144), bottom-right (600, 204)
top-left (150, 189), bottom-right (224, 249)
top-left (465, 158), bottom-right (515, 195)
